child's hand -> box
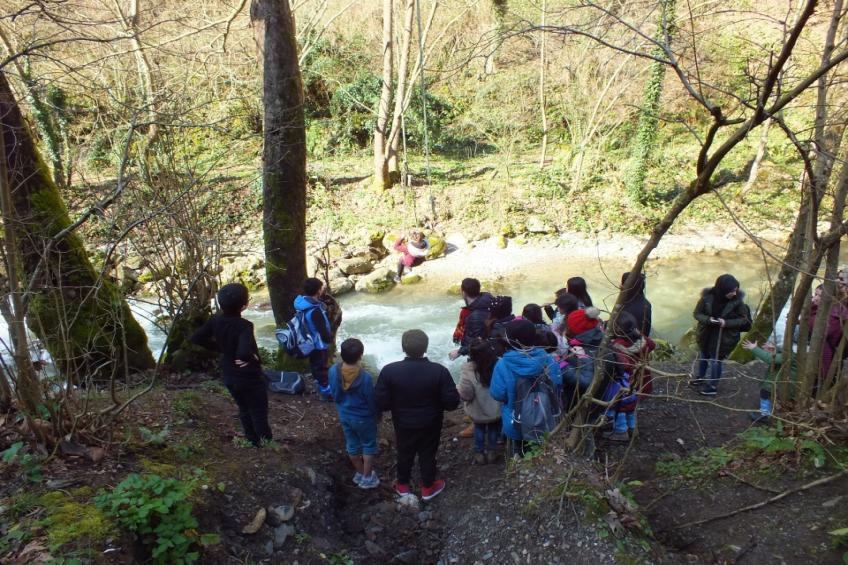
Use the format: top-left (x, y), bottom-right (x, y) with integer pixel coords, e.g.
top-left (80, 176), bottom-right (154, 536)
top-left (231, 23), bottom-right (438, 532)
top-left (741, 340), bottom-right (757, 350)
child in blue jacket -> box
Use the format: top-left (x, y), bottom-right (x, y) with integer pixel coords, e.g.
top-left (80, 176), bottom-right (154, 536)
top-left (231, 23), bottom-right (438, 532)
top-left (490, 319), bottom-right (562, 458)
top-left (329, 338), bottom-right (380, 489)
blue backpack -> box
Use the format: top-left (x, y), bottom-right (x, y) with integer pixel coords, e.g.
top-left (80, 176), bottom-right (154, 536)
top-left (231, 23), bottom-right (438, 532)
top-left (275, 310), bottom-right (316, 358)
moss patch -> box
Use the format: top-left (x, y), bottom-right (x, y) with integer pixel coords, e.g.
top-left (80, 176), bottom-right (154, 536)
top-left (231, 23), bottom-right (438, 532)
top-left (36, 491), bottom-right (114, 551)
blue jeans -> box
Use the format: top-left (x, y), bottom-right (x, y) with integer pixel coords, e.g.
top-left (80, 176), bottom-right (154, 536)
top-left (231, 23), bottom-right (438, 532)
top-left (474, 422), bottom-right (500, 453)
top-left (698, 351), bottom-right (723, 384)
top-left (340, 417), bottom-right (378, 456)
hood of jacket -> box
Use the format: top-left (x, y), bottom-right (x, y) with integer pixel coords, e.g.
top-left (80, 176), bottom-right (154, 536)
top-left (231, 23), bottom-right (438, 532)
top-left (574, 326), bottom-right (604, 347)
top-left (500, 348), bottom-right (553, 379)
top-left (468, 292), bottom-right (494, 312)
top-left (341, 363), bottom-right (362, 391)
top-left (294, 295), bottom-right (322, 312)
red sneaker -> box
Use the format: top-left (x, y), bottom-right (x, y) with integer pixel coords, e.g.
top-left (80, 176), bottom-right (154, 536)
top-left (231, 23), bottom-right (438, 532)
top-left (420, 479), bottom-right (445, 501)
top-left (393, 481), bottom-right (411, 496)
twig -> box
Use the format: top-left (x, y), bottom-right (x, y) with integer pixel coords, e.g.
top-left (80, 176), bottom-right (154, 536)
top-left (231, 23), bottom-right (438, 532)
top-left (672, 469), bottom-right (847, 530)
top-left (723, 470), bottom-right (781, 494)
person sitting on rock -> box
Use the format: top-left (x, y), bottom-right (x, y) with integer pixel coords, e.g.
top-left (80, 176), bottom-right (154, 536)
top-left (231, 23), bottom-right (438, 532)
top-left (376, 329), bottom-right (460, 501)
top-left (328, 337), bottom-right (380, 489)
top-left (393, 230), bottom-right (429, 282)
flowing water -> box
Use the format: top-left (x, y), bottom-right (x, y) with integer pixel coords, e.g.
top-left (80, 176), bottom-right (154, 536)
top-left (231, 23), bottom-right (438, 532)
top-left (2, 248), bottom-right (775, 377)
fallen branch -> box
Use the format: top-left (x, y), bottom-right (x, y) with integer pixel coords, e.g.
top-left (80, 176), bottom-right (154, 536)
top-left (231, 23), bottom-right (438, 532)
top-left (672, 469), bottom-right (847, 530)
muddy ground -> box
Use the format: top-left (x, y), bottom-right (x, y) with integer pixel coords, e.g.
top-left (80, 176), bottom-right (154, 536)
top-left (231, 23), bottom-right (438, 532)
top-left (1, 359), bottom-right (847, 564)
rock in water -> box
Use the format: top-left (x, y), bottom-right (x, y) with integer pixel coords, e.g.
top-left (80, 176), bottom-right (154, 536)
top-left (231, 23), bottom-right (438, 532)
top-left (401, 273), bottom-right (422, 285)
top-left (329, 276), bottom-right (354, 296)
top-left (426, 236), bottom-right (446, 259)
top-left (337, 256), bottom-right (373, 275)
top-left (242, 508), bottom-right (266, 534)
top-left (496, 235), bottom-right (508, 249)
top-left (356, 267), bottom-right (396, 293)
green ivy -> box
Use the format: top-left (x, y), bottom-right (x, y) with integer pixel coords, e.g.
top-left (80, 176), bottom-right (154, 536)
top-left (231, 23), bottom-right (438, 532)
top-left (94, 473), bottom-right (202, 564)
top-left (626, 0), bottom-right (677, 205)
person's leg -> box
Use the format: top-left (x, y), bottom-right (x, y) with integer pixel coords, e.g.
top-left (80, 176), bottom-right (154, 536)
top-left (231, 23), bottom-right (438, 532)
top-left (473, 423), bottom-right (485, 453)
top-left (396, 259), bottom-right (405, 278)
top-left (486, 423), bottom-right (499, 451)
top-left (394, 426), bottom-right (416, 486)
top-left (418, 421), bottom-right (442, 488)
top-left (340, 418), bottom-right (364, 480)
top-left (226, 382), bottom-right (259, 445)
top-left (348, 454), bottom-right (364, 474)
top-left (246, 381), bottom-right (272, 443)
top-left (626, 411), bottom-right (636, 431)
top-left (358, 419), bottom-right (378, 479)
top-left (309, 349), bottom-right (330, 390)
top-left (698, 351), bottom-right (709, 379)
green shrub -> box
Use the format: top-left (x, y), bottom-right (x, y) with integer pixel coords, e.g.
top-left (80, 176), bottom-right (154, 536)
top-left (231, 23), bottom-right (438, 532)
top-left (94, 473), bottom-right (201, 564)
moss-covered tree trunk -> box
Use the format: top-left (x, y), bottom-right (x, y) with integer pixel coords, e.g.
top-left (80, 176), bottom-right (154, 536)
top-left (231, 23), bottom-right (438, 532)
top-left (626, 0), bottom-right (676, 204)
top-left (251, 0), bottom-right (307, 326)
top-left (0, 70), bottom-right (154, 380)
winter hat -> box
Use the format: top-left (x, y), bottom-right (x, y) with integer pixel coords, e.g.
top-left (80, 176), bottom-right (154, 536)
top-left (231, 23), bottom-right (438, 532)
top-left (567, 307), bottom-right (601, 336)
top-left (217, 283), bottom-right (249, 314)
top-left (402, 329), bottom-right (429, 358)
top-left (505, 319), bottom-right (536, 348)
top-left (714, 274), bottom-right (740, 296)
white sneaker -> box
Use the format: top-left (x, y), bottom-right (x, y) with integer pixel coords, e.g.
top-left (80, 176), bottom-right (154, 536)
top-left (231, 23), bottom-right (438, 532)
top-left (353, 472), bottom-right (363, 485)
top-left (358, 472), bottom-right (380, 489)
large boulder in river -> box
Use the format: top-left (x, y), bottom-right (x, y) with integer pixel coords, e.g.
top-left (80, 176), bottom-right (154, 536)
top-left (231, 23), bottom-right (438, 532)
top-left (337, 256), bottom-right (373, 275)
top-left (426, 236), bottom-right (446, 260)
top-left (356, 267), bottom-right (396, 293)
top-left (329, 276), bottom-right (355, 296)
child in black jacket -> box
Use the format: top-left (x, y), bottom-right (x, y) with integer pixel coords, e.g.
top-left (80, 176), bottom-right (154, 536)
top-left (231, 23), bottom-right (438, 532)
top-left (191, 283), bottom-right (272, 446)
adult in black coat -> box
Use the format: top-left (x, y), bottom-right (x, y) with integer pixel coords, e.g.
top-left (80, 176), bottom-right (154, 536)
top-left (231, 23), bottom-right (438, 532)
top-left (449, 278), bottom-right (493, 359)
top-left (620, 272), bottom-right (652, 337)
top-left (376, 329), bottom-right (460, 500)
top-left (692, 274), bottom-right (752, 396)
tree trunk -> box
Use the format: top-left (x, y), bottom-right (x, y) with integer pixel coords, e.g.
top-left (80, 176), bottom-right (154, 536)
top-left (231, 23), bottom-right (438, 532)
top-left (738, 118), bottom-right (771, 200)
top-left (373, 0), bottom-right (393, 191)
top-left (733, 0), bottom-right (845, 366)
top-left (538, 0), bottom-right (548, 169)
top-left (0, 70), bottom-right (154, 381)
top-left (387, 0), bottom-right (415, 180)
top-left (626, 0), bottom-right (675, 204)
top-left (251, 0), bottom-right (308, 327)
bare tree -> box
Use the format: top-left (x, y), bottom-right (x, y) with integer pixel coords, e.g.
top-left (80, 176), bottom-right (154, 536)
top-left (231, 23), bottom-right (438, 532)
top-left (374, 0), bottom-right (394, 190)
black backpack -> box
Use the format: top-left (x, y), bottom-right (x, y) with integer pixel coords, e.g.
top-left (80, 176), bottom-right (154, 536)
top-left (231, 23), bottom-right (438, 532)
top-left (512, 367), bottom-right (562, 443)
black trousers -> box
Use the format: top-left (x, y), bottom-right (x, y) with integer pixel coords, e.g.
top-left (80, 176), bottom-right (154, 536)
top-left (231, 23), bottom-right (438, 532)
top-left (394, 422), bottom-right (442, 487)
top-left (226, 377), bottom-right (272, 446)
top-left (309, 349), bottom-right (329, 388)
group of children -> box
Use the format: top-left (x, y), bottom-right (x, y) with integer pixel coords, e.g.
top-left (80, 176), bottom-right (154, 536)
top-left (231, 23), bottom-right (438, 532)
top-left (195, 268), bottom-right (833, 499)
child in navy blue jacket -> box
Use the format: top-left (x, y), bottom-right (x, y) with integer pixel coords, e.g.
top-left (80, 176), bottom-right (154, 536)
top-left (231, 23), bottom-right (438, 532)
top-left (329, 338), bottom-right (380, 489)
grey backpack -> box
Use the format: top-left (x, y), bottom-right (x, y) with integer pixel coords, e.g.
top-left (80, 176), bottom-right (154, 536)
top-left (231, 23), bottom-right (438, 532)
top-left (265, 370), bottom-right (305, 395)
top-left (512, 370), bottom-right (561, 443)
